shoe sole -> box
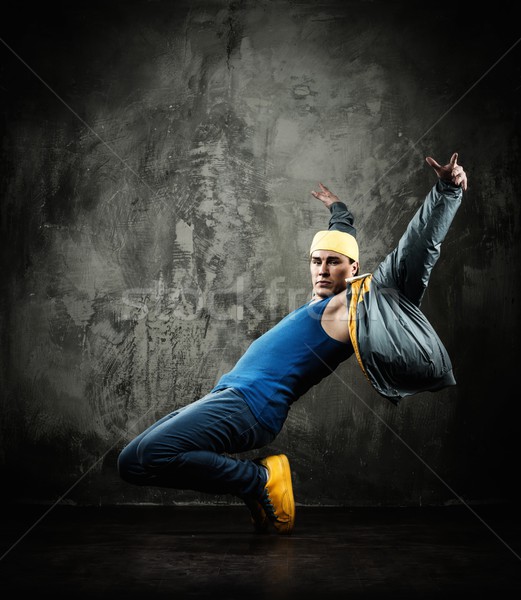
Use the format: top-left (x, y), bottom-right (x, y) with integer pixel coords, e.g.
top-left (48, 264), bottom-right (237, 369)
top-left (249, 502), bottom-right (269, 534)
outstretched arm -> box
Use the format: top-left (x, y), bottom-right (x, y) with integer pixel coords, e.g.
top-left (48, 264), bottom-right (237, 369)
top-left (373, 153), bottom-right (466, 306)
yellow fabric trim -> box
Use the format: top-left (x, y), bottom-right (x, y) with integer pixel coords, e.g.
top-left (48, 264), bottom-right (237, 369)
top-left (348, 275), bottom-right (372, 382)
top-left (310, 230), bottom-right (359, 262)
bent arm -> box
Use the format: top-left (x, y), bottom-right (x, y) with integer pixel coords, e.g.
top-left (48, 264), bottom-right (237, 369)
top-left (311, 182), bottom-right (357, 235)
top-left (328, 202), bottom-right (357, 236)
top-left (373, 179), bottom-right (463, 307)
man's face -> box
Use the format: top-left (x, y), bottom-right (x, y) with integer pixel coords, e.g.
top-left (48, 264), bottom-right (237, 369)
top-left (310, 250), bottom-right (358, 299)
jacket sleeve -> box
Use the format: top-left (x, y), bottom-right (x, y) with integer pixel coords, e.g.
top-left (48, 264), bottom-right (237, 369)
top-left (372, 179), bottom-right (463, 307)
top-left (328, 202), bottom-right (357, 236)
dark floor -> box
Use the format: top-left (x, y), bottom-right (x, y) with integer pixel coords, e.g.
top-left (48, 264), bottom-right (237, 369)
top-left (1, 503), bottom-right (520, 599)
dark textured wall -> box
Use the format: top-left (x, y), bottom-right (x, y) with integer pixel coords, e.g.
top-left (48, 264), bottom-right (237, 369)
top-left (1, 0), bottom-right (520, 507)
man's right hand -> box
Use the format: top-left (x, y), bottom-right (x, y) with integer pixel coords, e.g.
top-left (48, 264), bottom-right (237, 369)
top-left (311, 182), bottom-right (340, 208)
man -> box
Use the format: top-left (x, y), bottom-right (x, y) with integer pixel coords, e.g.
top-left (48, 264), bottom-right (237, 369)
top-left (117, 152), bottom-right (467, 535)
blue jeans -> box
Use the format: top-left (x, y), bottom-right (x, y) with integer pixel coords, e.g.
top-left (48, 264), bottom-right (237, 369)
top-left (117, 388), bottom-right (274, 499)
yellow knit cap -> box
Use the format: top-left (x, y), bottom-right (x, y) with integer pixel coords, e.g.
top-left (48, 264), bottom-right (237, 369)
top-left (309, 230), bottom-right (359, 262)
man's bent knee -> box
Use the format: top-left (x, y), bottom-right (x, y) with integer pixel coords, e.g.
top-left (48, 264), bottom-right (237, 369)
top-left (117, 445), bottom-right (150, 486)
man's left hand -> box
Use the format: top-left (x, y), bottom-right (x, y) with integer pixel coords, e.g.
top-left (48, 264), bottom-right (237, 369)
top-left (425, 152), bottom-right (468, 191)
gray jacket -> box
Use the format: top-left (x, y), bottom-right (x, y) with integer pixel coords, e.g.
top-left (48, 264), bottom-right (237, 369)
top-left (334, 179), bottom-right (463, 404)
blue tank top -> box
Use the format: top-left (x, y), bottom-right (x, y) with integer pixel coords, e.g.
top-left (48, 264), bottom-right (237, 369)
top-left (212, 296), bottom-right (353, 433)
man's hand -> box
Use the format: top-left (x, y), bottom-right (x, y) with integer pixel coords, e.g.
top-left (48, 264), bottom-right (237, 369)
top-left (311, 182), bottom-right (340, 208)
top-left (425, 152), bottom-right (468, 191)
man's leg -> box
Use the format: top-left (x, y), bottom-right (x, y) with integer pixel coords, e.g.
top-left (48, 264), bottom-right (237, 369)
top-left (117, 387), bottom-right (296, 533)
top-left (117, 387), bottom-right (272, 498)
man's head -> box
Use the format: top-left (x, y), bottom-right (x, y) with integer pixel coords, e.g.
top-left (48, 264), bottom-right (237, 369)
top-left (309, 230), bottom-right (359, 299)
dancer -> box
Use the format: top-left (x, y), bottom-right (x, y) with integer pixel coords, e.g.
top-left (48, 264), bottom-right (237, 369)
top-left (118, 152), bottom-right (466, 535)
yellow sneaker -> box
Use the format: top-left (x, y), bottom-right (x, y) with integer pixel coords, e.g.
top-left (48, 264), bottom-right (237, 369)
top-left (257, 454), bottom-right (295, 534)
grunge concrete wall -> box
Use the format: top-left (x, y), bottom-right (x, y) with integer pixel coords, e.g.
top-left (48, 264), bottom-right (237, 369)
top-left (1, 0), bottom-right (520, 507)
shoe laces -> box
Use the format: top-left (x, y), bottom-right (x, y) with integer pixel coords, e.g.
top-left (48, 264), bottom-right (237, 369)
top-left (260, 489), bottom-right (278, 520)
